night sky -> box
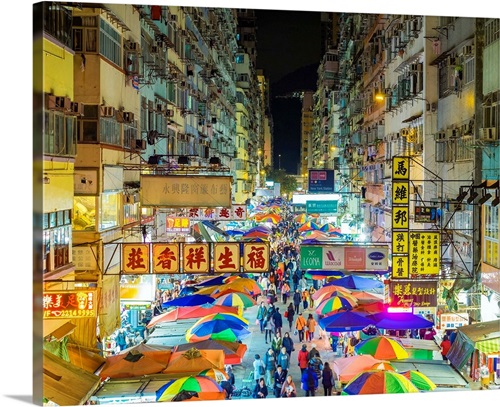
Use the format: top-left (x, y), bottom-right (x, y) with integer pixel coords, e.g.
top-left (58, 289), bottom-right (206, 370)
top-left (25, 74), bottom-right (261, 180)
top-left (255, 9), bottom-right (322, 174)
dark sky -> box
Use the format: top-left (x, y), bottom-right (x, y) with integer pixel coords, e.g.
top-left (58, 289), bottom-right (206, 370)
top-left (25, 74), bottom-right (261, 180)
top-left (254, 9), bottom-right (322, 174)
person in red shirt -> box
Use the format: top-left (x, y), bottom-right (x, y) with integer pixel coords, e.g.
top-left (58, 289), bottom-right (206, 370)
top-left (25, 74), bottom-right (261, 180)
top-left (298, 344), bottom-right (309, 374)
top-left (440, 334), bottom-right (452, 361)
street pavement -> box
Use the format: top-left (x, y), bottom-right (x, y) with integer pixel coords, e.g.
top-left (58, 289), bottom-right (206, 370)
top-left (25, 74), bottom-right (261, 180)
top-left (232, 294), bottom-right (340, 398)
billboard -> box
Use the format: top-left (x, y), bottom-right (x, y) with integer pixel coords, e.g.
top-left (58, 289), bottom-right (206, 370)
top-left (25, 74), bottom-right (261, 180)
top-left (308, 169), bottom-right (335, 193)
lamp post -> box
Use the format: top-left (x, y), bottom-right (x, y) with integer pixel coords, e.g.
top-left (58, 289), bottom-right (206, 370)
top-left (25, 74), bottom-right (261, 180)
top-left (256, 149), bottom-right (262, 188)
top-left (278, 154), bottom-right (281, 170)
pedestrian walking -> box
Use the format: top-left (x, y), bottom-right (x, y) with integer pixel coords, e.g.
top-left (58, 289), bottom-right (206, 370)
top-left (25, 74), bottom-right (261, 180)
top-left (440, 334), bottom-right (452, 361)
top-left (277, 346), bottom-right (290, 371)
top-left (272, 307), bottom-right (283, 337)
top-left (263, 348), bottom-right (276, 387)
top-left (282, 331), bottom-right (294, 357)
top-left (293, 289), bottom-right (301, 314)
top-left (295, 313), bottom-right (307, 343)
top-left (285, 303), bottom-right (295, 330)
top-left (271, 332), bottom-right (282, 355)
top-left (298, 343), bottom-right (309, 374)
top-left (309, 351), bottom-right (323, 380)
top-left (306, 313), bottom-right (317, 342)
top-left (280, 374), bottom-right (297, 398)
top-left (301, 363), bottom-right (318, 397)
top-left (256, 301), bottom-right (267, 334)
top-left (273, 365), bottom-right (288, 398)
top-left (281, 281), bottom-right (291, 303)
top-left (264, 314), bottom-right (274, 344)
top-left (253, 354), bottom-right (266, 384)
top-left (321, 362), bottom-right (335, 396)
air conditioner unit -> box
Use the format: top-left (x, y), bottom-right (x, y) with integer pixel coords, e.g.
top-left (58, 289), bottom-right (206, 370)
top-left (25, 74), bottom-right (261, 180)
top-left (125, 40), bottom-right (139, 51)
top-left (47, 95), bottom-right (71, 111)
top-left (135, 139), bottom-right (146, 150)
top-left (100, 106), bottom-right (115, 117)
top-left (166, 109), bottom-right (174, 117)
top-left (479, 127), bottom-right (498, 141)
top-left (120, 111), bottom-right (134, 123)
top-left (156, 104), bottom-right (165, 113)
top-left (70, 101), bottom-right (83, 115)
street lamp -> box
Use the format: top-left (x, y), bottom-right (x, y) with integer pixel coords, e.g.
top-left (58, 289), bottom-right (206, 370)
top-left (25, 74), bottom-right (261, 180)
top-left (278, 154), bottom-right (281, 170)
top-left (375, 92), bottom-right (435, 112)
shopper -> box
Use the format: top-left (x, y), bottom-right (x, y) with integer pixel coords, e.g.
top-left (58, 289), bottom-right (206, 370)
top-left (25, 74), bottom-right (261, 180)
top-left (321, 362), bottom-right (335, 396)
top-left (282, 331), bottom-right (294, 357)
top-left (301, 363), bottom-right (318, 397)
top-left (263, 314), bottom-right (274, 344)
top-left (272, 307), bottom-right (283, 337)
top-left (273, 365), bottom-right (288, 398)
top-left (285, 302), bottom-right (295, 330)
top-left (306, 313), bottom-right (317, 342)
top-left (253, 354), bottom-right (266, 384)
top-left (263, 348), bottom-right (276, 387)
top-left (252, 378), bottom-right (269, 398)
top-left (280, 374), bottom-right (297, 397)
top-left (440, 334), bottom-right (452, 361)
top-left (293, 289), bottom-right (301, 314)
top-left (256, 301), bottom-right (267, 334)
top-left (295, 313), bottom-right (307, 343)
top-left (277, 346), bottom-right (290, 371)
top-left (298, 343), bottom-right (309, 374)
top-left (271, 332), bottom-right (283, 355)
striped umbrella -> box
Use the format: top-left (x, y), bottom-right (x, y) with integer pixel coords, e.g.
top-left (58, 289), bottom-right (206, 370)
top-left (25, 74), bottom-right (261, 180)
top-left (214, 292), bottom-right (256, 309)
top-left (156, 376), bottom-right (225, 402)
top-left (312, 284), bottom-right (353, 300)
top-left (315, 292), bottom-right (358, 314)
top-left (400, 370), bottom-right (436, 391)
top-left (186, 319), bottom-right (251, 343)
top-left (198, 368), bottom-right (229, 383)
top-left (355, 336), bottom-right (409, 360)
top-left (196, 312), bottom-right (249, 327)
top-left (341, 370), bottom-right (419, 395)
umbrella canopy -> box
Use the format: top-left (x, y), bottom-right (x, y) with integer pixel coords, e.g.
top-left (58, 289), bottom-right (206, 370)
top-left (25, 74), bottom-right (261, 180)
top-left (116, 342), bottom-right (172, 360)
top-left (318, 311), bottom-right (375, 332)
top-left (341, 370), bottom-right (419, 395)
top-left (163, 348), bottom-right (225, 375)
top-left (196, 312), bottom-right (249, 327)
top-left (99, 350), bottom-right (168, 379)
top-left (221, 277), bottom-right (263, 296)
top-left (196, 275), bottom-right (228, 287)
top-left (333, 354), bottom-right (387, 383)
top-left (369, 362), bottom-right (396, 371)
top-left (294, 213), bottom-right (307, 223)
top-left (186, 319), bottom-right (251, 342)
top-left (162, 294), bottom-right (215, 308)
top-left (179, 286), bottom-right (199, 296)
top-left (354, 301), bottom-right (385, 314)
top-left (214, 292), bottom-right (256, 309)
top-left (320, 223), bottom-right (342, 233)
top-left (355, 336), bottom-right (409, 360)
top-left (255, 213), bottom-right (281, 224)
top-left (212, 287), bottom-right (252, 298)
top-left (298, 221), bottom-right (321, 232)
top-left (325, 275), bottom-right (384, 290)
top-left (147, 304), bottom-right (238, 328)
top-left (400, 370), bottom-right (437, 391)
top-left (350, 291), bottom-right (385, 304)
top-left (300, 230), bottom-right (331, 240)
top-left (156, 376), bottom-right (225, 402)
top-left (174, 339), bottom-right (247, 365)
top-left (370, 311), bottom-right (435, 330)
top-left (316, 292), bottom-right (358, 314)
top-left (312, 284), bottom-right (353, 300)
top-left (242, 229), bottom-right (270, 238)
top-left (198, 368), bottom-right (229, 383)
top-left (305, 270), bottom-right (344, 280)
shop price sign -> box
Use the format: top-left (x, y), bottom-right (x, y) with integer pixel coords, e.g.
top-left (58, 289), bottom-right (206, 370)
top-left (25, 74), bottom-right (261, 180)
top-left (153, 243), bottom-right (180, 274)
top-left (392, 255), bottom-right (409, 279)
top-left (389, 281), bottom-right (438, 307)
top-left (414, 206), bottom-right (438, 223)
top-left (409, 232), bottom-right (440, 275)
top-left (183, 243), bottom-right (210, 273)
top-left (439, 312), bottom-right (469, 329)
top-left (243, 242), bottom-right (269, 272)
top-left (214, 243), bottom-right (240, 272)
top-left (43, 290), bottom-right (97, 319)
top-left (122, 244), bottom-right (150, 274)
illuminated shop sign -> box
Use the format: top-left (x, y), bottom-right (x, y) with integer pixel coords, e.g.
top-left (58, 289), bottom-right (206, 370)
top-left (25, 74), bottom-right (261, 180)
top-left (43, 290), bottom-right (97, 319)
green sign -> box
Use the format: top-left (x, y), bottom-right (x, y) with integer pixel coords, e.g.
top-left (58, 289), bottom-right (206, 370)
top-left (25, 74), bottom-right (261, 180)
top-left (300, 246), bottom-right (323, 269)
top-left (306, 200), bottom-right (338, 214)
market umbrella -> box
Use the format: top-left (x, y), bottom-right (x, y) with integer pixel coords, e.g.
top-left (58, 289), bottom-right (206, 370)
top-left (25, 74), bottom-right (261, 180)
top-left (212, 287), bottom-right (252, 298)
top-left (341, 370), bottom-right (419, 395)
top-left (351, 291), bottom-right (385, 304)
top-left (198, 368), bottom-right (229, 383)
top-left (163, 348), bottom-right (225, 375)
top-left (314, 289), bottom-right (358, 305)
top-left (312, 284), bottom-right (353, 300)
top-left (325, 275), bottom-right (384, 290)
top-left (99, 350), bottom-right (168, 379)
top-left (174, 339), bottom-right (248, 365)
top-left (369, 362), bottom-right (396, 371)
top-left (355, 336), bottom-right (409, 360)
top-left (370, 311), bottom-right (435, 330)
top-left (196, 312), bottom-right (249, 327)
top-left (305, 270), bottom-right (344, 280)
top-left (156, 376), bottom-right (225, 402)
top-left (400, 370), bottom-right (437, 391)
top-left (222, 277), bottom-right (263, 295)
top-left (196, 275), bottom-right (228, 287)
top-left (147, 304), bottom-right (238, 328)
top-left (320, 223), bottom-right (342, 233)
top-left (179, 286), bottom-right (199, 296)
top-left (242, 229), bottom-right (270, 239)
top-left (214, 292), bottom-right (256, 309)
top-left (162, 294), bottom-right (215, 308)
top-left (333, 354), bottom-right (387, 383)
top-left (316, 292), bottom-right (358, 314)
top-left (298, 221), bottom-right (321, 232)
top-left (318, 310), bottom-right (375, 332)
top-left (186, 319), bottom-right (251, 342)
top-left (354, 301), bottom-right (385, 314)
top-left (294, 213), bottom-right (307, 223)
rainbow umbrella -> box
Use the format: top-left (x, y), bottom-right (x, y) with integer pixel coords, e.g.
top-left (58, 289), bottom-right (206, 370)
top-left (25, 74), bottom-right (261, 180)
top-left (196, 312), bottom-right (249, 327)
top-left (369, 362), bottom-right (396, 371)
top-left (156, 376), bottom-right (225, 402)
top-left (316, 292), bottom-right (358, 314)
top-left (400, 370), bottom-right (436, 391)
top-left (355, 336), bottom-right (409, 360)
top-left (198, 368), bottom-right (229, 383)
top-left (300, 230), bottom-right (331, 240)
top-left (294, 213), bottom-right (307, 223)
top-left (314, 289), bottom-right (357, 305)
top-left (162, 294), bottom-right (215, 308)
top-left (214, 292), bottom-right (256, 309)
top-left (186, 319), bottom-right (251, 342)
top-left (218, 278), bottom-right (263, 296)
top-left (298, 221), bottom-right (321, 232)
top-left (312, 284), bottom-right (353, 300)
top-left (320, 223), bottom-right (342, 233)
top-left (341, 370), bottom-right (419, 395)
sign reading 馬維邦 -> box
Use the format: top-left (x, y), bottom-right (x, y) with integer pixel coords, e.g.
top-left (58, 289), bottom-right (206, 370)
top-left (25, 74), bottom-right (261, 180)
top-left (43, 290), bottom-right (97, 318)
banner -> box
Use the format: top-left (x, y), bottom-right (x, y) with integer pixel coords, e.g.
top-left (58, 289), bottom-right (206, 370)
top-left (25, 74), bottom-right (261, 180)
top-left (389, 280), bottom-right (438, 307)
top-left (43, 290), bottom-right (97, 319)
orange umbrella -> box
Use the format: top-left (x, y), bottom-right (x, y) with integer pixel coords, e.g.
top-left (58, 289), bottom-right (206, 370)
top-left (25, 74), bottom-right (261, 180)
top-left (163, 348), bottom-right (225, 375)
top-left (333, 354), bottom-right (387, 383)
top-left (351, 291), bottom-right (384, 304)
top-left (100, 350), bottom-right (169, 379)
top-left (312, 284), bottom-right (352, 300)
top-left (369, 362), bottom-right (396, 371)
top-left (147, 304), bottom-right (239, 328)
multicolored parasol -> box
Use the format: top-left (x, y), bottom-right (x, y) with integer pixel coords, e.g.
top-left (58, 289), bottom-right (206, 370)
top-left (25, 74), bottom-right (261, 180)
top-left (195, 312), bottom-right (249, 327)
top-left (186, 319), bottom-right (251, 342)
top-left (400, 370), bottom-right (436, 391)
top-left (355, 336), bottom-right (409, 360)
top-left (315, 292), bottom-right (358, 314)
top-left (156, 376), bottom-right (225, 402)
top-left (341, 370), bottom-right (419, 395)
top-left (214, 292), bottom-right (256, 309)
top-left (198, 368), bottom-right (229, 383)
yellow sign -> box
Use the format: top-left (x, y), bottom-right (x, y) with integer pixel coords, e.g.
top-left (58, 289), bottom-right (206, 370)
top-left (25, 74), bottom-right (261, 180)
top-left (140, 175), bottom-right (232, 207)
top-left (153, 243), bottom-right (180, 273)
top-left (214, 243), bottom-right (240, 273)
top-left (392, 255), bottom-right (409, 279)
top-left (392, 207), bottom-right (410, 229)
top-left (243, 242), bottom-right (269, 272)
top-left (392, 231), bottom-right (409, 254)
top-left (122, 244), bottom-right (150, 274)
top-left (392, 157), bottom-right (410, 180)
top-left (392, 182), bottom-right (410, 205)
top-left (409, 231), bottom-right (440, 275)
top-left (183, 243), bottom-right (210, 273)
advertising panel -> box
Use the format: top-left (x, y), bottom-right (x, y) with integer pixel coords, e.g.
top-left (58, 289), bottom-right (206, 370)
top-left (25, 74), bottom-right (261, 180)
top-left (243, 242), bottom-right (269, 272)
top-left (152, 243), bottom-right (180, 273)
top-left (214, 243), bottom-right (241, 273)
top-left (308, 169), bottom-right (335, 193)
top-left (43, 290), bottom-right (97, 319)
top-left (389, 280), bottom-right (438, 307)
top-left (122, 244), bottom-right (150, 274)
top-left (183, 243), bottom-right (210, 273)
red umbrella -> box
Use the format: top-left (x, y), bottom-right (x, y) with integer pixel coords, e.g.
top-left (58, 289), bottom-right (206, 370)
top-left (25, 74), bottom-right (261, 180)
top-left (147, 304), bottom-right (238, 328)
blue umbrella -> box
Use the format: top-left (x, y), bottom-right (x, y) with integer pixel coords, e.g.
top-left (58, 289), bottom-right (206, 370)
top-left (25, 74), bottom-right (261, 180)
top-left (370, 312), bottom-right (434, 330)
top-left (162, 294), bottom-right (215, 308)
top-left (196, 275), bottom-right (228, 287)
top-left (179, 286), bottom-right (199, 297)
top-left (326, 275), bottom-right (384, 290)
top-left (319, 311), bottom-right (375, 332)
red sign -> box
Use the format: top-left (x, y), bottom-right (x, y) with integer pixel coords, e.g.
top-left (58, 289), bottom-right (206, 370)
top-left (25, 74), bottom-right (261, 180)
top-left (43, 290), bottom-right (97, 319)
top-left (389, 281), bottom-right (438, 308)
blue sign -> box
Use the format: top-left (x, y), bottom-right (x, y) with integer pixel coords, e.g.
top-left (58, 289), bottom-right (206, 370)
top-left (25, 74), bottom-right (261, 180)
top-left (308, 169), bottom-right (335, 193)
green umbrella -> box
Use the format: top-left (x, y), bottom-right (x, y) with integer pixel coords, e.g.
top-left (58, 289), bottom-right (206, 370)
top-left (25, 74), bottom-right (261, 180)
top-left (341, 370), bottom-right (419, 395)
top-left (400, 370), bottom-right (436, 391)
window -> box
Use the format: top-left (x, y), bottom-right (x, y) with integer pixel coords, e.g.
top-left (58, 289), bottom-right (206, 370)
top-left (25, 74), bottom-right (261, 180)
top-left (485, 18), bottom-right (500, 47)
top-left (100, 117), bottom-right (121, 146)
top-left (73, 16), bottom-right (98, 53)
top-left (123, 201), bottom-right (140, 225)
top-left (99, 19), bottom-right (122, 66)
top-left (484, 204), bottom-right (499, 267)
top-left (123, 123), bottom-right (138, 150)
top-left (438, 58), bottom-right (457, 97)
top-left (100, 192), bottom-right (120, 231)
top-left (43, 2), bottom-right (73, 48)
top-left (464, 57), bottom-right (475, 85)
top-left (43, 209), bottom-right (72, 273)
top-left (44, 110), bottom-right (77, 156)
top-left (235, 54), bottom-right (244, 64)
top-left (73, 196), bottom-right (96, 231)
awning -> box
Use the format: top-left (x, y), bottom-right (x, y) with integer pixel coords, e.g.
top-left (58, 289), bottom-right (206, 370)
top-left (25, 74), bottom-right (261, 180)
top-left (43, 349), bottom-right (102, 406)
top-left (43, 319), bottom-right (76, 341)
top-left (67, 343), bottom-right (106, 374)
top-left (402, 112), bottom-right (423, 123)
top-left (430, 50), bottom-right (451, 66)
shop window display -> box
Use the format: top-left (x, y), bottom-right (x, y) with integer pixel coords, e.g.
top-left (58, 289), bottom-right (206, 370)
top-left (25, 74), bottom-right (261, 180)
top-left (73, 196), bottom-right (97, 231)
top-left (100, 192), bottom-right (120, 230)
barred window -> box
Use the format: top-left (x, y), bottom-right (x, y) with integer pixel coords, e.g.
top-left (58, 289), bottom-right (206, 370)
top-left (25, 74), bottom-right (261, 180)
top-left (485, 18), bottom-right (500, 47)
top-left (464, 57), bottom-right (475, 85)
top-left (100, 117), bottom-right (121, 146)
top-left (99, 19), bottom-right (121, 67)
top-left (123, 123), bottom-right (138, 149)
top-left (44, 111), bottom-right (77, 156)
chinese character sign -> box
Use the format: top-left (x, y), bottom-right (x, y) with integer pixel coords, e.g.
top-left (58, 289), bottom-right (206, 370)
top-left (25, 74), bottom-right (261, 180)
top-left (185, 205), bottom-right (247, 221)
top-left (43, 290), bottom-right (97, 318)
top-left (166, 217), bottom-right (190, 233)
top-left (392, 207), bottom-right (410, 229)
top-left (392, 182), bottom-right (410, 205)
top-left (392, 157), bottom-right (410, 180)
top-left (389, 281), bottom-right (438, 307)
top-left (243, 243), bottom-right (269, 272)
top-left (183, 244), bottom-right (210, 273)
top-left (214, 243), bottom-right (240, 272)
top-left (392, 231), bottom-right (409, 254)
top-left (409, 232), bottom-right (440, 275)
top-left (123, 244), bottom-right (150, 274)
top-left (153, 243), bottom-right (180, 273)
top-left (392, 255), bottom-right (409, 279)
